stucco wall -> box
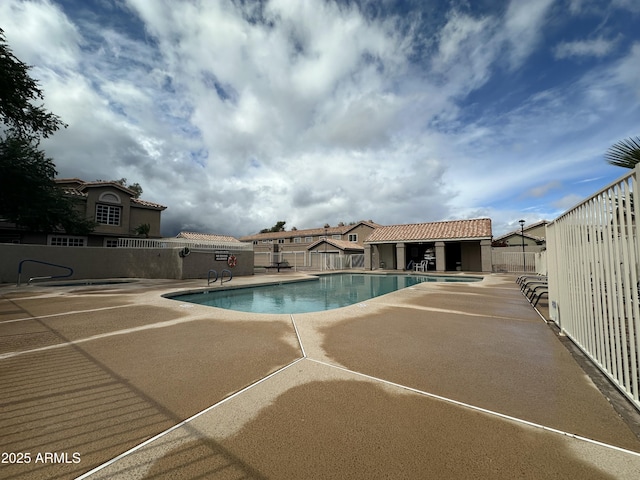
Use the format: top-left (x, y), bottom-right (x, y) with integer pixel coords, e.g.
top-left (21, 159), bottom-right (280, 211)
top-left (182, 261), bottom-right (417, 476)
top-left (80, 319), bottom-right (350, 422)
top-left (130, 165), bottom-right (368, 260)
top-left (376, 244), bottom-right (396, 269)
top-left (347, 224), bottom-right (375, 244)
top-left (461, 241), bottom-right (482, 271)
top-left (526, 224), bottom-right (546, 239)
top-left (0, 244), bottom-right (253, 284)
top-left (503, 235), bottom-right (543, 248)
top-left (180, 250), bottom-right (253, 279)
top-left (130, 207), bottom-right (163, 237)
top-left (494, 245), bottom-right (545, 253)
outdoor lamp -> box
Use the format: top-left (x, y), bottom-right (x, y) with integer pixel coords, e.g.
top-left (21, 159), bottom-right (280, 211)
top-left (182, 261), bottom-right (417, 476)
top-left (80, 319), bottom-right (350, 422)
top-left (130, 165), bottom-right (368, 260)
top-left (519, 219), bottom-right (525, 271)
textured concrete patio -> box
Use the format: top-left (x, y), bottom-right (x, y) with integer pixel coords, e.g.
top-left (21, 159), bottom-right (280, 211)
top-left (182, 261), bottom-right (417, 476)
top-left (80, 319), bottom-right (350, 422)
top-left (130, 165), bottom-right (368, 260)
top-left (1, 273), bottom-right (639, 479)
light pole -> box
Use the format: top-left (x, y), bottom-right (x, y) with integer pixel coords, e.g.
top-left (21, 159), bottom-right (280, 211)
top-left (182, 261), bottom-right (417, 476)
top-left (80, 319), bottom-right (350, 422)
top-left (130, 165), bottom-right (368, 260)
top-left (519, 219), bottom-right (525, 272)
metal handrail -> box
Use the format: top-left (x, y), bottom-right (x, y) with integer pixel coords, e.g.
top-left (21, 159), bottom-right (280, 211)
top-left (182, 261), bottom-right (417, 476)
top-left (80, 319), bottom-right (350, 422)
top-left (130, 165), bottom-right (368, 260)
top-left (17, 259), bottom-right (74, 286)
top-left (207, 269), bottom-right (218, 285)
top-left (221, 269), bottom-right (233, 284)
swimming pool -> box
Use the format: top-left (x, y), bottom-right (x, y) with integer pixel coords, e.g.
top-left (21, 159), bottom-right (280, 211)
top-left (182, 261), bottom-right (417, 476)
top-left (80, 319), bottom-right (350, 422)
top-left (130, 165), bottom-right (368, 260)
top-left (169, 273), bottom-right (480, 314)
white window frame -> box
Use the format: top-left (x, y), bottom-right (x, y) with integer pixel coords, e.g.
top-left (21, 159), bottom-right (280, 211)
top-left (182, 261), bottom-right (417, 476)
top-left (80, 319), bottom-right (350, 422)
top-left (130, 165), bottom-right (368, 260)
top-left (348, 234), bottom-right (358, 242)
top-left (332, 235), bottom-right (342, 240)
top-left (294, 237), bottom-right (302, 243)
top-left (278, 239), bottom-right (285, 244)
top-left (305, 236), bottom-right (313, 242)
top-left (104, 239), bottom-right (119, 248)
top-left (48, 235), bottom-right (87, 247)
top-left (96, 204), bottom-right (121, 226)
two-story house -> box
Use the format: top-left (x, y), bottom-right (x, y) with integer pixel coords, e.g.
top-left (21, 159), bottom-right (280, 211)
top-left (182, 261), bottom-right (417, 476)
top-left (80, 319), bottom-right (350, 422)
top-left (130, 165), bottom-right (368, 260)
top-left (0, 178), bottom-right (167, 246)
top-left (239, 221), bottom-right (379, 266)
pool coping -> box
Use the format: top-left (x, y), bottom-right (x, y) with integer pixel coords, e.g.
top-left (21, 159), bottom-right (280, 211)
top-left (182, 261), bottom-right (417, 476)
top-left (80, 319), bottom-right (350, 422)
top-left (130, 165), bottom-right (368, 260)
top-left (160, 271), bottom-right (486, 311)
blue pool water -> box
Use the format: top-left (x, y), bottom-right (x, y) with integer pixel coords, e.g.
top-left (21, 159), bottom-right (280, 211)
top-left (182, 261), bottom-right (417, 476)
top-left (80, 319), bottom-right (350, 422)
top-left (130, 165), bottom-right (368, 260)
top-left (170, 273), bottom-right (480, 314)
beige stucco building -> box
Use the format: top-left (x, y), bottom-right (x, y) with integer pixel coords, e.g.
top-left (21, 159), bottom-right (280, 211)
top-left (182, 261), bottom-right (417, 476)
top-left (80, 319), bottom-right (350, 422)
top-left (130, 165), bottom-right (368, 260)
top-left (0, 178), bottom-right (167, 247)
top-left (364, 218), bottom-right (493, 272)
top-left (239, 221), bottom-right (379, 266)
top-left (240, 218), bottom-right (493, 273)
top-left (492, 220), bottom-right (548, 252)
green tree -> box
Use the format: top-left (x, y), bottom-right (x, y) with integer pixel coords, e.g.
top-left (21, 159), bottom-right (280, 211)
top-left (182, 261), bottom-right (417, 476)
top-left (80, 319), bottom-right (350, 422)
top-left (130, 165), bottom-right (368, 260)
top-left (109, 178), bottom-right (143, 198)
top-left (605, 136), bottom-right (640, 169)
top-left (0, 28), bottom-right (66, 138)
top-left (0, 28), bottom-right (92, 234)
top-left (134, 223), bottom-right (151, 238)
top-left (260, 220), bottom-right (286, 233)
top-left (0, 137), bottom-right (94, 233)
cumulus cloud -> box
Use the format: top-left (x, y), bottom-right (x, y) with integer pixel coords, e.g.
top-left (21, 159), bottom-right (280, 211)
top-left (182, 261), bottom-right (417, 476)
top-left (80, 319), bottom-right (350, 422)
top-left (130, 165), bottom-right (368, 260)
top-left (1, 0), bottom-right (638, 238)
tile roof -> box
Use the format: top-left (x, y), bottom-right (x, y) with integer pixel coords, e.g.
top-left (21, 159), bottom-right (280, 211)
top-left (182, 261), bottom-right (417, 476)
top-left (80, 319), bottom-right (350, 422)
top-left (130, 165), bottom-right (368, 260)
top-left (55, 178), bottom-right (167, 209)
top-left (61, 188), bottom-right (88, 198)
top-left (176, 231), bottom-right (241, 243)
top-left (239, 220), bottom-right (380, 241)
top-left (492, 220), bottom-right (548, 242)
top-left (493, 231), bottom-right (544, 243)
top-left (131, 198), bottom-right (167, 210)
top-left (308, 238), bottom-right (365, 251)
top-left (365, 218), bottom-right (492, 243)
top-left (56, 178), bottom-right (136, 195)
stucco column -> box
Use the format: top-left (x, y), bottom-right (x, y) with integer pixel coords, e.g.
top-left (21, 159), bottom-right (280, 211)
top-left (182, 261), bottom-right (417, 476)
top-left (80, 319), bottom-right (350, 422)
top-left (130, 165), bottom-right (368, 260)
top-left (480, 239), bottom-right (492, 273)
top-left (435, 241), bottom-right (446, 272)
top-left (395, 243), bottom-right (406, 270)
top-left (364, 244), bottom-right (372, 270)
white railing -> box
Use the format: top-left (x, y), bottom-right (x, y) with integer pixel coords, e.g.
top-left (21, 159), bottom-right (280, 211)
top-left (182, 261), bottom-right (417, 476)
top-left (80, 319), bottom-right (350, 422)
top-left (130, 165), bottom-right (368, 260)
top-left (546, 164), bottom-right (640, 411)
top-left (253, 251), bottom-right (365, 271)
top-left (492, 250), bottom-right (537, 273)
top-left (117, 237), bottom-right (253, 251)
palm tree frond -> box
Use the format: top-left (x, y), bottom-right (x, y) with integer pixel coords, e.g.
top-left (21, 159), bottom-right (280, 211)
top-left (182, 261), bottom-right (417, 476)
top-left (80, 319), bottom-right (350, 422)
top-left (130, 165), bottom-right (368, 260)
top-left (605, 136), bottom-right (640, 169)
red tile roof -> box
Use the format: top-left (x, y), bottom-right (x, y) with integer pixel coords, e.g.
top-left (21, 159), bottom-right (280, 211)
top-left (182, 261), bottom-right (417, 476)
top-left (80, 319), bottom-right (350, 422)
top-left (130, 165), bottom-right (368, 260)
top-left (365, 218), bottom-right (492, 243)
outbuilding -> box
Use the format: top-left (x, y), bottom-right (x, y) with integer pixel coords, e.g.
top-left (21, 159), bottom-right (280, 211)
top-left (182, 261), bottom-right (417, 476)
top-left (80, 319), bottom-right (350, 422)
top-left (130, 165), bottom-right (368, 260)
top-left (364, 218), bottom-right (493, 272)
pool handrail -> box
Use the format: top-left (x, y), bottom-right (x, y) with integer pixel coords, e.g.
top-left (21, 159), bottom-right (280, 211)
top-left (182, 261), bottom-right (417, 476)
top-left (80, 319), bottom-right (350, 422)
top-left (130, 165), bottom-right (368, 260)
top-left (221, 269), bottom-right (232, 284)
top-left (207, 269), bottom-right (232, 285)
top-left (207, 269), bottom-right (219, 285)
top-left (17, 259), bottom-right (74, 286)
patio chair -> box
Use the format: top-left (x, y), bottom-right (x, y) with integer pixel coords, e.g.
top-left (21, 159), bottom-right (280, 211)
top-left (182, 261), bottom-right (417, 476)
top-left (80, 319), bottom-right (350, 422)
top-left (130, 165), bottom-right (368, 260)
top-left (516, 275), bottom-right (547, 287)
top-left (414, 261), bottom-right (426, 272)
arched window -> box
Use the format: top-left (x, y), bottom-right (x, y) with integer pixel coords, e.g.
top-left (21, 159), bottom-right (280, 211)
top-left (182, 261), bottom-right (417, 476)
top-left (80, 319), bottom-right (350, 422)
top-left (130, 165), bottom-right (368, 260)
top-left (96, 192), bottom-right (122, 225)
top-left (98, 192), bottom-right (121, 204)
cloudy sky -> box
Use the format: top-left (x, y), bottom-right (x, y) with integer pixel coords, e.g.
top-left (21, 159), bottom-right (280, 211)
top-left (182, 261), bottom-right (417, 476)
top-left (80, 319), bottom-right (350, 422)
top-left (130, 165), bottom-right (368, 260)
top-left (2, 0), bottom-right (639, 237)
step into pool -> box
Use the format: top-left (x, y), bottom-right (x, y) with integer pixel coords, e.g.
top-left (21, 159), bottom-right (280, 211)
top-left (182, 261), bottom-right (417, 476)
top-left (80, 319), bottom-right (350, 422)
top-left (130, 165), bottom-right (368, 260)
top-left (168, 273), bottom-right (480, 314)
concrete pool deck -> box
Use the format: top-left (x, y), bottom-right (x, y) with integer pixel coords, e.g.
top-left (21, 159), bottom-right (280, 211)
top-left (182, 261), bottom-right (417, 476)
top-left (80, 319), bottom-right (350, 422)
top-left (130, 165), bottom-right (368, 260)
top-left (1, 272), bottom-right (639, 479)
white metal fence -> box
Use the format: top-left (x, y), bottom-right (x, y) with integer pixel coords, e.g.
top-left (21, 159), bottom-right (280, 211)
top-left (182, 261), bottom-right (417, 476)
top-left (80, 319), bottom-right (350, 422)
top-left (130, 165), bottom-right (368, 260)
top-left (117, 237), bottom-right (253, 251)
top-left (254, 251), bottom-right (365, 271)
top-left (546, 164), bottom-right (640, 411)
top-left (492, 251), bottom-right (537, 273)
